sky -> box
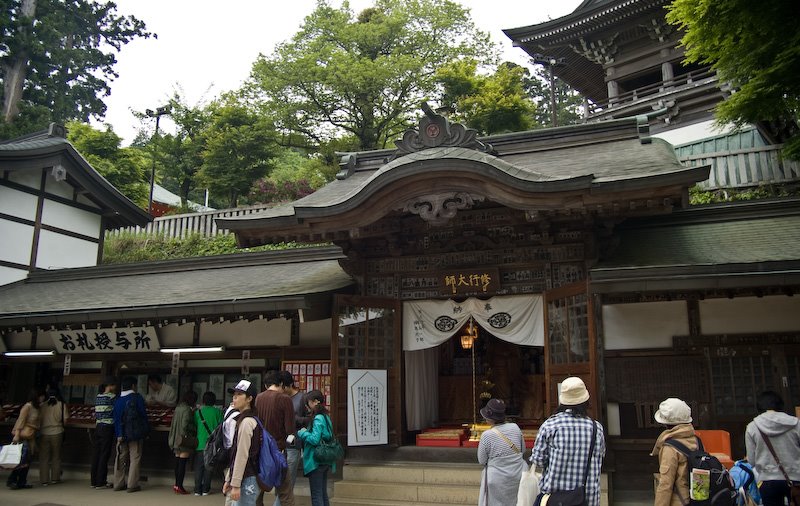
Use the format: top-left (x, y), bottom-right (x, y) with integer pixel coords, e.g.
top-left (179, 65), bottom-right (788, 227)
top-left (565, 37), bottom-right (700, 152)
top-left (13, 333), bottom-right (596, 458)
top-left (100, 0), bottom-right (581, 145)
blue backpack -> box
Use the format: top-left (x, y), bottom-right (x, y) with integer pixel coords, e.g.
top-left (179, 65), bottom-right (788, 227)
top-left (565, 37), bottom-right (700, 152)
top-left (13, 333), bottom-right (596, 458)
top-left (253, 417), bottom-right (287, 492)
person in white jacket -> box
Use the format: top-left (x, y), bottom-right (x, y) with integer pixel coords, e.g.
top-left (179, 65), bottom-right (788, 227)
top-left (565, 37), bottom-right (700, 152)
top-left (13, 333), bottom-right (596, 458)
top-left (745, 391), bottom-right (800, 506)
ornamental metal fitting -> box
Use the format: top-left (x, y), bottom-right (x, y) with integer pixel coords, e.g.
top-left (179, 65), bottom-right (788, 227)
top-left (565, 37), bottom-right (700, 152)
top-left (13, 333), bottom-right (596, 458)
top-left (393, 102), bottom-right (494, 156)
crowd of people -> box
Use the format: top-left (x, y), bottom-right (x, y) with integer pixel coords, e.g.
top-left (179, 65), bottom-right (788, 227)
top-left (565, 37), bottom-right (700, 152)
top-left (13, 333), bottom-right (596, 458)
top-left (479, 377), bottom-right (800, 506)
top-left (4, 371), bottom-right (336, 506)
top-left (5, 371), bottom-right (800, 506)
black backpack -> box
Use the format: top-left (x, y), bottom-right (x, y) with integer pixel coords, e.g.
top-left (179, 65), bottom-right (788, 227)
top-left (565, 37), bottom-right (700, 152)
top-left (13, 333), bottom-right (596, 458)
top-left (122, 393), bottom-right (149, 441)
top-left (664, 437), bottom-right (736, 506)
top-left (204, 408), bottom-right (237, 472)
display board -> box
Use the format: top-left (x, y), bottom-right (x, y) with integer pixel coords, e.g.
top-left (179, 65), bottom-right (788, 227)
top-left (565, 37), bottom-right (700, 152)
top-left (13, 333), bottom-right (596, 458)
top-left (282, 360), bottom-right (331, 405)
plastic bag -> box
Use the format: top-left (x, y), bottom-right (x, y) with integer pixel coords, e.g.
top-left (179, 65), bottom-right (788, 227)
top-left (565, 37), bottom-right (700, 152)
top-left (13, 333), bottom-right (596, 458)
top-left (517, 463), bottom-right (540, 506)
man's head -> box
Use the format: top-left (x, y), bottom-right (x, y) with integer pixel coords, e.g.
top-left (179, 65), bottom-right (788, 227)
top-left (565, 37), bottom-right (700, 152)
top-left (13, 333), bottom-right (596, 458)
top-left (264, 370), bottom-right (283, 390)
top-left (278, 370), bottom-right (295, 390)
top-left (757, 391), bottom-right (784, 413)
top-left (147, 374), bottom-right (163, 392)
top-left (121, 376), bottom-right (137, 391)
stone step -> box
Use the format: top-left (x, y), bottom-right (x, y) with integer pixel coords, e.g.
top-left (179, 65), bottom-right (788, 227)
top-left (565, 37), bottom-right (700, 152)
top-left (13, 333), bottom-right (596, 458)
top-left (333, 480), bottom-right (479, 505)
top-left (342, 462), bottom-right (483, 486)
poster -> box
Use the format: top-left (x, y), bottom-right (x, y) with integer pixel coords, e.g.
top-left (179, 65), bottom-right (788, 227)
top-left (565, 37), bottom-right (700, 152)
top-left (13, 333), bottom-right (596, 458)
top-left (282, 360), bottom-right (331, 403)
top-left (347, 369), bottom-right (388, 446)
top-left (209, 374), bottom-right (225, 405)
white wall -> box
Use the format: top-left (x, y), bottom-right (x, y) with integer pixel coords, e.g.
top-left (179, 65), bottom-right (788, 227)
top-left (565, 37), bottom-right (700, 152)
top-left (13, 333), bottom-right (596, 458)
top-left (44, 176), bottom-right (75, 199)
top-left (8, 170), bottom-right (41, 189)
top-left (0, 266), bottom-right (27, 286)
top-left (300, 319), bottom-right (333, 346)
top-left (0, 219), bottom-right (34, 265)
top-left (700, 296), bottom-right (800, 334)
top-left (36, 230), bottom-right (98, 269)
top-left (0, 186), bottom-right (37, 220)
top-left (602, 300), bottom-right (689, 350)
top-left (200, 318), bottom-right (291, 348)
top-left (653, 120), bottom-right (736, 146)
top-left (41, 199), bottom-right (102, 239)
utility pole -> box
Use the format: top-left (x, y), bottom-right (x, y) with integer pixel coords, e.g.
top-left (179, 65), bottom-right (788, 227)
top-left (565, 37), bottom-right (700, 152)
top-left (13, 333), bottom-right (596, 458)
top-left (145, 105), bottom-right (171, 215)
top-left (531, 54), bottom-right (566, 127)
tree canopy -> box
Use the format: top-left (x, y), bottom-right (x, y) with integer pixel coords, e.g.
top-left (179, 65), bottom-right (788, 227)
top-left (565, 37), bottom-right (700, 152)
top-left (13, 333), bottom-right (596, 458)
top-left (66, 121), bottom-right (149, 206)
top-left (666, 0), bottom-right (800, 158)
top-left (0, 0), bottom-right (152, 138)
top-left (436, 60), bottom-right (536, 135)
top-left (248, 0), bottom-right (495, 150)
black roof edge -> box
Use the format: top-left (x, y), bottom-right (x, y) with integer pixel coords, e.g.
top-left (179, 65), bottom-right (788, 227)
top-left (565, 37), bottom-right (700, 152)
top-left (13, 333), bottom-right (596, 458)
top-left (617, 198), bottom-right (800, 229)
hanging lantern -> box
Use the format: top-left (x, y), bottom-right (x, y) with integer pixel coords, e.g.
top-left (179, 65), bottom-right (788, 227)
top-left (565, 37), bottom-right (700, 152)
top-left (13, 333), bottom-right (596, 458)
top-left (460, 316), bottom-right (479, 349)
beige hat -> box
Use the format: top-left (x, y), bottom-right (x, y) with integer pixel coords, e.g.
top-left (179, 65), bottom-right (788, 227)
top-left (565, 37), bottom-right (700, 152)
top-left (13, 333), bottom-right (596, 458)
top-left (654, 398), bottom-right (692, 425)
top-left (559, 377), bottom-right (590, 406)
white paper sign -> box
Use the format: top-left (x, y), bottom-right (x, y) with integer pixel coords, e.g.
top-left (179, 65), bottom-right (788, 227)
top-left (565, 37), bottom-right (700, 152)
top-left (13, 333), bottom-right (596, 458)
top-left (347, 369), bottom-right (388, 446)
top-left (48, 326), bottom-right (160, 354)
top-left (171, 352), bottom-right (180, 375)
top-left (242, 350), bottom-right (250, 375)
top-left (63, 354), bottom-right (72, 376)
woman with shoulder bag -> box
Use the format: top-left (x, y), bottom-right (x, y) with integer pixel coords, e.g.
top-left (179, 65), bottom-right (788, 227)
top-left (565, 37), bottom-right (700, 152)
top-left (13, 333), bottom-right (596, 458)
top-left (7, 387), bottom-right (45, 490)
top-left (297, 390), bottom-right (337, 506)
top-left (745, 391), bottom-right (800, 506)
top-left (477, 398), bottom-right (527, 506)
top-left (168, 389), bottom-right (197, 494)
top-left (38, 387), bottom-right (66, 486)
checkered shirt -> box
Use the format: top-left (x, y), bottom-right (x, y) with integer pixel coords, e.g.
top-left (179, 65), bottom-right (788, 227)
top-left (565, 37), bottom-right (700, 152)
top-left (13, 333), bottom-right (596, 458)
top-left (530, 411), bottom-right (606, 506)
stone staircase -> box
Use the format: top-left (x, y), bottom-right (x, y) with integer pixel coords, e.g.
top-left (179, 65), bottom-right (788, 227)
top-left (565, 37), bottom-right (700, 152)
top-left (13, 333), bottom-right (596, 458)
top-left (331, 461), bottom-right (483, 506)
top-left (330, 461), bottom-right (614, 506)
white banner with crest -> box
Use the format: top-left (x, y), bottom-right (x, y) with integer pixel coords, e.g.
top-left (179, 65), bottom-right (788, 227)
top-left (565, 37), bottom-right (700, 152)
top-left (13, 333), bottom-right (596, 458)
top-left (402, 294), bottom-right (543, 351)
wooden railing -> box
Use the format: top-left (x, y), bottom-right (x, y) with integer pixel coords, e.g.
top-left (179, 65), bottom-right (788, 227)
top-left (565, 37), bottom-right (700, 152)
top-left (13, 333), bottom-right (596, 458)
top-left (586, 66), bottom-right (717, 116)
top-left (678, 143), bottom-right (800, 189)
top-left (107, 204), bottom-right (276, 239)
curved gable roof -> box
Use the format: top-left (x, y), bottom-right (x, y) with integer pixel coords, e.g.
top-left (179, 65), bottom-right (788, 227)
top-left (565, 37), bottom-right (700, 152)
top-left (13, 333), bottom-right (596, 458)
top-left (219, 115), bottom-right (709, 246)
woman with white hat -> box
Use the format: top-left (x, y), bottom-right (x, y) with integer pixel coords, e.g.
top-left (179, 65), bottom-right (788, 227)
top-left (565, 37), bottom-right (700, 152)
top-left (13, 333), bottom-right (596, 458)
top-left (477, 398), bottom-right (526, 506)
top-left (530, 377), bottom-right (606, 506)
top-left (650, 397), bottom-right (697, 506)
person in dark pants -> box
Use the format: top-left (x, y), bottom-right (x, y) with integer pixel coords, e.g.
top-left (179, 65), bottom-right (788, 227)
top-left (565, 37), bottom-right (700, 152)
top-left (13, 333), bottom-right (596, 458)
top-left (91, 377), bottom-right (117, 488)
top-left (745, 391), bottom-right (800, 506)
top-left (193, 391), bottom-right (222, 496)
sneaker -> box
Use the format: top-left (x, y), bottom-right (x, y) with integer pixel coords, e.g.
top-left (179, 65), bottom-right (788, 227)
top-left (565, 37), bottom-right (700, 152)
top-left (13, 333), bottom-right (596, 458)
top-left (50, 480), bottom-right (62, 485)
top-left (113, 485), bottom-right (127, 491)
top-left (127, 486), bottom-right (141, 493)
top-left (202, 492), bottom-right (211, 496)
top-left (194, 492), bottom-right (201, 496)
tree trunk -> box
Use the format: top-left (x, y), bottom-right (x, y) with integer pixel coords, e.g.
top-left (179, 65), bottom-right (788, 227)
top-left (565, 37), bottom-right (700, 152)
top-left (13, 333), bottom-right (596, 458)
top-left (2, 0), bottom-right (37, 123)
top-left (180, 177), bottom-right (191, 208)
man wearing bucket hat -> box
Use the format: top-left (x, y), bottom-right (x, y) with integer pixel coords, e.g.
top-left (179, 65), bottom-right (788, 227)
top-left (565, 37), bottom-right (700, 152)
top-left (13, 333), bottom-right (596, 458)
top-left (476, 398), bottom-right (526, 506)
top-left (650, 398), bottom-right (696, 506)
top-left (530, 377), bottom-right (606, 506)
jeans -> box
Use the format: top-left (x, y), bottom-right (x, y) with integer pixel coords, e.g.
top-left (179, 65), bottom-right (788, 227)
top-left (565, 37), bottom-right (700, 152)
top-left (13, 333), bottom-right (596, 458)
top-left (229, 475), bottom-right (259, 506)
top-left (759, 480), bottom-right (791, 506)
top-left (91, 424), bottom-right (115, 487)
top-left (307, 466), bottom-right (329, 506)
top-left (274, 448), bottom-right (301, 506)
top-left (194, 452), bottom-right (213, 494)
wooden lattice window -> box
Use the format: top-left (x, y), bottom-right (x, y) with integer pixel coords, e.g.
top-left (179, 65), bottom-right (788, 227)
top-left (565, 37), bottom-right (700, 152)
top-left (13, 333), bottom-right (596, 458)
top-left (548, 293), bottom-right (590, 365)
top-left (337, 305), bottom-right (396, 369)
top-left (710, 355), bottom-right (773, 416)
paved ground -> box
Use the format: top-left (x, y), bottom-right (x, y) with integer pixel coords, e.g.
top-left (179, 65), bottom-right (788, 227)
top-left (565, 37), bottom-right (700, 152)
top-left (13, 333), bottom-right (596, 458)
top-left (0, 479), bottom-right (317, 506)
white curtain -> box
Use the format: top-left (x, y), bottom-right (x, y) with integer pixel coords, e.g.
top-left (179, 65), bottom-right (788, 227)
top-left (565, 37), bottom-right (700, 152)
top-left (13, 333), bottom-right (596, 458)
top-left (402, 295), bottom-right (544, 351)
top-left (404, 347), bottom-right (439, 431)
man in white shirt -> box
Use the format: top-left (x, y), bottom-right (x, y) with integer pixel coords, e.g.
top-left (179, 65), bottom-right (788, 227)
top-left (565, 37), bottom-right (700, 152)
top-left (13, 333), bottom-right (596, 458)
top-left (145, 374), bottom-right (177, 407)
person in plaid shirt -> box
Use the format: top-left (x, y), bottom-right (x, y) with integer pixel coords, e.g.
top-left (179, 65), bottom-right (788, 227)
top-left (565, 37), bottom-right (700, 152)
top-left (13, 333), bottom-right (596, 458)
top-left (531, 377), bottom-right (606, 506)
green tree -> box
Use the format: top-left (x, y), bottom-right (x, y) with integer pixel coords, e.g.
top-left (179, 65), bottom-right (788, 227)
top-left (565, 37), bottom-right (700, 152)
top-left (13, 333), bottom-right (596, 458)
top-left (248, 148), bottom-right (338, 205)
top-left (0, 0), bottom-right (152, 137)
top-left (523, 64), bottom-right (584, 128)
top-left (66, 121), bottom-right (149, 206)
top-left (666, 0), bottom-right (800, 158)
top-left (198, 98), bottom-right (277, 208)
top-left (437, 60), bottom-right (536, 135)
top-left (248, 0), bottom-right (495, 150)
top-left (157, 93), bottom-right (211, 208)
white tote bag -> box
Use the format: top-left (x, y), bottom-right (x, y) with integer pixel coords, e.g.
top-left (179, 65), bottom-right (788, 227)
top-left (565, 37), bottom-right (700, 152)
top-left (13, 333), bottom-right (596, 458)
top-left (0, 443), bottom-right (23, 469)
top-left (517, 463), bottom-right (540, 506)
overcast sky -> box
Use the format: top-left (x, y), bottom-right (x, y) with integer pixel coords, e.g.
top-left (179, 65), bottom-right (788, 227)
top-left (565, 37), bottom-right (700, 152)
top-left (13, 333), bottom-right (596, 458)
top-left (100, 0), bottom-right (581, 145)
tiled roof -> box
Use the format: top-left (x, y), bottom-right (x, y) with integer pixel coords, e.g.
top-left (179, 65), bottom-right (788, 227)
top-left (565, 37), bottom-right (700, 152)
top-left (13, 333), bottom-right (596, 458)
top-left (0, 247), bottom-right (353, 327)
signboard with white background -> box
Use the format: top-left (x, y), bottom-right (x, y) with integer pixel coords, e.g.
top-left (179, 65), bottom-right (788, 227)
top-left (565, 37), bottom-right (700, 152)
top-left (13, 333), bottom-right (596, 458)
top-left (347, 369), bottom-right (388, 446)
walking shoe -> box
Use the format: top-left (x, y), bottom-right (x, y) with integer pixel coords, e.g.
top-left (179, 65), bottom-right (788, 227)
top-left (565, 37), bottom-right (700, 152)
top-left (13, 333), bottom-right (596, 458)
top-left (194, 492), bottom-right (201, 496)
top-left (127, 486), bottom-right (141, 493)
top-left (113, 485), bottom-right (127, 491)
top-left (202, 492), bottom-right (211, 496)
